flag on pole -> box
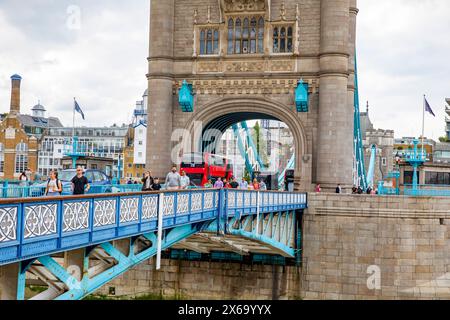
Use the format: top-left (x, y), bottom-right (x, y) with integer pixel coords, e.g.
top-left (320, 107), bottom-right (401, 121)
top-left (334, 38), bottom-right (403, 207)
top-left (424, 98), bottom-right (436, 117)
top-left (74, 99), bottom-right (85, 120)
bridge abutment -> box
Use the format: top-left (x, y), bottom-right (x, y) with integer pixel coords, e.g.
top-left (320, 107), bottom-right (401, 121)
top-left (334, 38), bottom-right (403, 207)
top-left (96, 258), bottom-right (302, 300)
top-left (0, 263), bottom-right (19, 300)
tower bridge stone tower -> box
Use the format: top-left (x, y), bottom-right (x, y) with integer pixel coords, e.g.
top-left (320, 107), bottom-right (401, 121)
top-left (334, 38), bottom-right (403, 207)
top-left (147, 0), bottom-right (358, 191)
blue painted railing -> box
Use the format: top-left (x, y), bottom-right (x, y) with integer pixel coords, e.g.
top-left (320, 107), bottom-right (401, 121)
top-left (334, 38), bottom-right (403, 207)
top-left (403, 185), bottom-right (450, 197)
top-left (0, 184), bottom-right (144, 199)
top-left (0, 189), bottom-right (307, 266)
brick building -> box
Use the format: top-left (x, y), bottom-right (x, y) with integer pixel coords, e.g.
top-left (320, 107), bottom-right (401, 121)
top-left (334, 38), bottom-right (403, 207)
top-left (0, 75), bottom-right (63, 180)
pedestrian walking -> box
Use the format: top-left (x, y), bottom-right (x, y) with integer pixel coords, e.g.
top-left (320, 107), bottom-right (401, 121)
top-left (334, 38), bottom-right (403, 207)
top-left (204, 179), bottom-right (213, 188)
top-left (19, 171), bottom-right (28, 187)
top-left (152, 178), bottom-right (162, 191)
top-left (315, 184), bottom-right (321, 193)
top-left (71, 166), bottom-right (90, 195)
top-left (336, 184), bottom-right (342, 194)
top-left (214, 177), bottom-right (224, 189)
top-left (180, 171), bottom-right (190, 189)
top-left (259, 180), bottom-right (267, 191)
top-left (239, 178), bottom-right (248, 190)
top-left (142, 171), bottom-right (154, 192)
top-left (252, 178), bottom-right (260, 191)
top-left (46, 170), bottom-right (62, 197)
top-left (165, 166), bottom-right (181, 190)
top-left (230, 177), bottom-right (239, 189)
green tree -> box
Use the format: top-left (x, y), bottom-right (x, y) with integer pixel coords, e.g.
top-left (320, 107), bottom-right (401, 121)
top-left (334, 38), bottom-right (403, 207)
top-left (251, 121), bottom-right (269, 167)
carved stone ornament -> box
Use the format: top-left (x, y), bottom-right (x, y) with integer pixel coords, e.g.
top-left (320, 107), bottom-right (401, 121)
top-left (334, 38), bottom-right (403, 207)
top-left (220, 0), bottom-right (266, 13)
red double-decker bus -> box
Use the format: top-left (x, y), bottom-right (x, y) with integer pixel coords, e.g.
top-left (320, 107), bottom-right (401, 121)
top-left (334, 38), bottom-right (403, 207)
top-left (180, 153), bottom-right (234, 187)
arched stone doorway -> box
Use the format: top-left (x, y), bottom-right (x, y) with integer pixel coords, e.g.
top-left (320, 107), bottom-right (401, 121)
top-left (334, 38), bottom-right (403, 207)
top-left (182, 97), bottom-right (311, 191)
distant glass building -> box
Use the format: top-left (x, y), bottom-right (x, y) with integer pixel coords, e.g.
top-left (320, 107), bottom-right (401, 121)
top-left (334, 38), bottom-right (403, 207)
top-left (38, 126), bottom-right (129, 177)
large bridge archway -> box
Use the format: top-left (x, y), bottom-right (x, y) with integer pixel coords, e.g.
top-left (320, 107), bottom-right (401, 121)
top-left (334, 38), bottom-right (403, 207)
top-left (182, 97), bottom-right (311, 191)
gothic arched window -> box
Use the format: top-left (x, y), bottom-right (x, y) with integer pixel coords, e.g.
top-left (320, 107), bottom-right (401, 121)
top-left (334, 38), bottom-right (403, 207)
top-left (273, 25), bottom-right (294, 53)
top-left (15, 142), bottom-right (28, 174)
top-left (258, 17), bottom-right (264, 53)
top-left (228, 16), bottom-right (264, 54)
top-left (228, 18), bottom-right (234, 54)
top-left (200, 28), bottom-right (219, 55)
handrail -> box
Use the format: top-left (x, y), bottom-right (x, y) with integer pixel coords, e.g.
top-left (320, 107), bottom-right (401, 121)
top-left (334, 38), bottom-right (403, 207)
top-left (0, 189), bottom-right (308, 266)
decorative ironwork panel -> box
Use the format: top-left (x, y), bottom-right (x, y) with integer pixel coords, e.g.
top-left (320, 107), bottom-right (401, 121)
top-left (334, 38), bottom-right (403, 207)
top-left (215, 192), bottom-right (219, 208)
top-left (24, 203), bottom-right (57, 239)
top-left (237, 192), bottom-right (244, 207)
top-left (120, 197), bottom-right (139, 223)
top-left (251, 193), bottom-right (257, 206)
top-left (263, 193), bottom-right (269, 206)
top-left (63, 201), bottom-right (90, 233)
top-left (142, 196), bottom-right (158, 220)
top-left (94, 199), bottom-right (117, 227)
top-left (244, 193), bottom-right (251, 206)
top-left (176, 194), bottom-right (190, 215)
top-left (227, 192), bottom-right (236, 208)
top-left (163, 194), bottom-right (175, 216)
top-left (0, 207), bottom-right (18, 243)
top-left (191, 193), bottom-right (202, 211)
top-left (204, 192), bottom-right (214, 210)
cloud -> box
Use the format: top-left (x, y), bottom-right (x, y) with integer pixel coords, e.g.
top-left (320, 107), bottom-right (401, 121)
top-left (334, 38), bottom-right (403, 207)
top-left (0, 0), bottom-right (149, 126)
top-left (0, 0), bottom-right (448, 141)
top-left (357, 0), bottom-right (450, 140)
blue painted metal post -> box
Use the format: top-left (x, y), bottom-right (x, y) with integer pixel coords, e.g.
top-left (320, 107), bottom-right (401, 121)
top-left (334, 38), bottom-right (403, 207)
top-left (3, 180), bottom-right (8, 198)
top-left (217, 189), bottom-right (225, 235)
top-left (255, 191), bottom-right (260, 236)
top-left (366, 145), bottom-right (377, 189)
top-left (156, 193), bottom-right (164, 270)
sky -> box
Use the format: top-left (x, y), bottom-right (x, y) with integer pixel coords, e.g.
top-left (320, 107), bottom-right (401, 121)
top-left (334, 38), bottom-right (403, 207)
top-left (0, 0), bottom-right (449, 139)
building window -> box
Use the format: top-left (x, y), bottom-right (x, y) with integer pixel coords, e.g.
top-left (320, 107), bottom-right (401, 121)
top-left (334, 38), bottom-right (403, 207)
top-left (273, 26), bottom-right (293, 53)
top-left (15, 142), bottom-right (29, 174)
top-left (404, 171), bottom-right (419, 185)
top-left (200, 28), bottom-right (219, 55)
top-left (425, 172), bottom-right (450, 186)
top-left (227, 17), bottom-right (264, 55)
top-left (0, 143), bottom-right (4, 173)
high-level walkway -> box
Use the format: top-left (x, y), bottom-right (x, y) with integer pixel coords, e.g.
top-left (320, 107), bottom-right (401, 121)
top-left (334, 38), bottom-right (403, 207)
top-left (0, 189), bottom-right (307, 300)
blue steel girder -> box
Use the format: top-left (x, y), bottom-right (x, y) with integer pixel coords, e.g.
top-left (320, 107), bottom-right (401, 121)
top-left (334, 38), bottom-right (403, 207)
top-left (0, 189), bottom-right (307, 300)
top-left (354, 52), bottom-right (368, 190)
top-left (202, 209), bottom-right (298, 258)
top-left (44, 224), bottom-right (206, 300)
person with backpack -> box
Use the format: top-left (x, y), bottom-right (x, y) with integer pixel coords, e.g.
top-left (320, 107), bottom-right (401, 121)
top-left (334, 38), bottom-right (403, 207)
top-left (46, 170), bottom-right (62, 197)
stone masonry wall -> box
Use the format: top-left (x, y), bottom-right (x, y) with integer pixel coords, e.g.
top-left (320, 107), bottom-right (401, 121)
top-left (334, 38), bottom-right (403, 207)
top-left (97, 193), bottom-right (450, 300)
top-left (96, 258), bottom-right (302, 300)
top-left (302, 193), bottom-right (450, 300)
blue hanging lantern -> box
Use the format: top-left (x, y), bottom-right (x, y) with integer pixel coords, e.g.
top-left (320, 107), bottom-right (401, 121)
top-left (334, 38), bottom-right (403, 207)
top-left (178, 80), bottom-right (194, 112)
top-left (295, 79), bottom-right (309, 112)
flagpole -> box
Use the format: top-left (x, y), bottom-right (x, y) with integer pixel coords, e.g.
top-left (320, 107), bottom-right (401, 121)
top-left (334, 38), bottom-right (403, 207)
top-left (421, 94), bottom-right (425, 159)
top-left (73, 97), bottom-right (76, 138)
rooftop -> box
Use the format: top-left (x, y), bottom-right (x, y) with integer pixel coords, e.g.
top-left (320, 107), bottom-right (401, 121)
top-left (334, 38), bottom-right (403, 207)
top-left (18, 114), bottom-right (63, 129)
